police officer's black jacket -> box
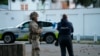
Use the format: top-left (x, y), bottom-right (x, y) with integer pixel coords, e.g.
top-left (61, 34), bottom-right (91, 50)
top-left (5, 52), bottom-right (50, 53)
top-left (55, 19), bottom-right (74, 46)
top-left (57, 19), bottom-right (74, 36)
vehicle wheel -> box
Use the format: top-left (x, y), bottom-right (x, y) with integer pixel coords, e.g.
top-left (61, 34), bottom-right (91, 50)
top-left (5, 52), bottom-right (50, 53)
top-left (3, 34), bottom-right (15, 43)
top-left (45, 34), bottom-right (55, 44)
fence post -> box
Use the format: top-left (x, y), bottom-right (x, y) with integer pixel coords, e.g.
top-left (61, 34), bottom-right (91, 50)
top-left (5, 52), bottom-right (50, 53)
top-left (77, 35), bottom-right (80, 43)
top-left (94, 34), bottom-right (98, 43)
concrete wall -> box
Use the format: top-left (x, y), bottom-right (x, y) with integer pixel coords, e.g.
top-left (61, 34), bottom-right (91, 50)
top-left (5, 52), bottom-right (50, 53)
top-left (0, 11), bottom-right (24, 28)
top-left (45, 8), bottom-right (100, 36)
top-left (0, 10), bottom-right (45, 29)
top-left (0, 8), bottom-right (100, 36)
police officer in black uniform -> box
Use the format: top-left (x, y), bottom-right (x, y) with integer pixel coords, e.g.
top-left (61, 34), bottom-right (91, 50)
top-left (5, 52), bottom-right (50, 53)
top-left (55, 14), bottom-right (74, 56)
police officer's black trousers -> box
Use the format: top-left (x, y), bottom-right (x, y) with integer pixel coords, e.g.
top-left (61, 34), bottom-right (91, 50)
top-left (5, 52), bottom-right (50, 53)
top-left (59, 35), bottom-right (74, 56)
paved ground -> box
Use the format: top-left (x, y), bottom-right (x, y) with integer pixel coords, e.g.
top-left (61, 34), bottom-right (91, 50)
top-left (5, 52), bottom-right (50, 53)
top-left (0, 41), bottom-right (100, 56)
top-left (25, 43), bottom-right (100, 56)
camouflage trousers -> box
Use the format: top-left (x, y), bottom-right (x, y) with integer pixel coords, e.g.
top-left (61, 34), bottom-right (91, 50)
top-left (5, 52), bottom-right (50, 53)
top-left (32, 48), bottom-right (40, 56)
top-left (32, 40), bottom-right (40, 56)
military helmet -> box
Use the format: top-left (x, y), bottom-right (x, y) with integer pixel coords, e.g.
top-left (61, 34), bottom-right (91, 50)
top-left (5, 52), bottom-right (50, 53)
top-left (30, 12), bottom-right (38, 20)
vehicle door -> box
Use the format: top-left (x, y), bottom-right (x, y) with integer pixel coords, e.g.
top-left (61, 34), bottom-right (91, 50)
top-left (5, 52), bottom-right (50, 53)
top-left (18, 22), bottom-right (29, 39)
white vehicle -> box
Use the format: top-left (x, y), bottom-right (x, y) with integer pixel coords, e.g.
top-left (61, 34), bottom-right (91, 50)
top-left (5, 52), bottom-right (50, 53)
top-left (0, 21), bottom-right (58, 44)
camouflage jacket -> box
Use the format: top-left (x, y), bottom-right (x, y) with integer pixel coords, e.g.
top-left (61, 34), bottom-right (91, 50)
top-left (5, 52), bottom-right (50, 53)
top-left (29, 21), bottom-right (41, 40)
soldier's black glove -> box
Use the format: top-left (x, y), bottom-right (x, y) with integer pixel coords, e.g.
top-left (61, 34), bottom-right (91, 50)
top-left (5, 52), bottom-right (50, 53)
top-left (71, 33), bottom-right (73, 40)
top-left (54, 40), bottom-right (59, 46)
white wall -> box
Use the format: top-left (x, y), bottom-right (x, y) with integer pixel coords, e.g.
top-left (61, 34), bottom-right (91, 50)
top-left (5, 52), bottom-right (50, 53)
top-left (9, 0), bottom-right (51, 10)
top-left (9, 0), bottom-right (75, 10)
top-left (10, 0), bottom-right (39, 10)
top-left (44, 8), bottom-right (100, 36)
top-left (0, 10), bottom-right (45, 29)
top-left (0, 8), bottom-right (100, 36)
top-left (0, 11), bottom-right (24, 29)
top-left (84, 14), bottom-right (100, 36)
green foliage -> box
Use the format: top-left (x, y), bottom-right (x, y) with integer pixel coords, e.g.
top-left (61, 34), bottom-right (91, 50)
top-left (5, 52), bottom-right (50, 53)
top-left (12, 0), bottom-right (15, 2)
top-left (51, 0), bottom-right (57, 3)
top-left (41, 0), bottom-right (45, 5)
top-left (0, 0), bottom-right (8, 5)
top-left (74, 0), bottom-right (93, 7)
top-left (0, 34), bottom-right (2, 39)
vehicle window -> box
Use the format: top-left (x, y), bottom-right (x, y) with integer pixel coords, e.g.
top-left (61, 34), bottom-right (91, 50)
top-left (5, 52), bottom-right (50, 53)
top-left (22, 21), bottom-right (53, 28)
top-left (38, 22), bottom-right (53, 27)
top-left (45, 22), bottom-right (53, 27)
top-left (23, 22), bottom-right (29, 28)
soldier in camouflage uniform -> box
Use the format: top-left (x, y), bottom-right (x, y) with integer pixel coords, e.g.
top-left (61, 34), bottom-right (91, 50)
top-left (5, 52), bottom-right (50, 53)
top-left (29, 12), bottom-right (42, 56)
